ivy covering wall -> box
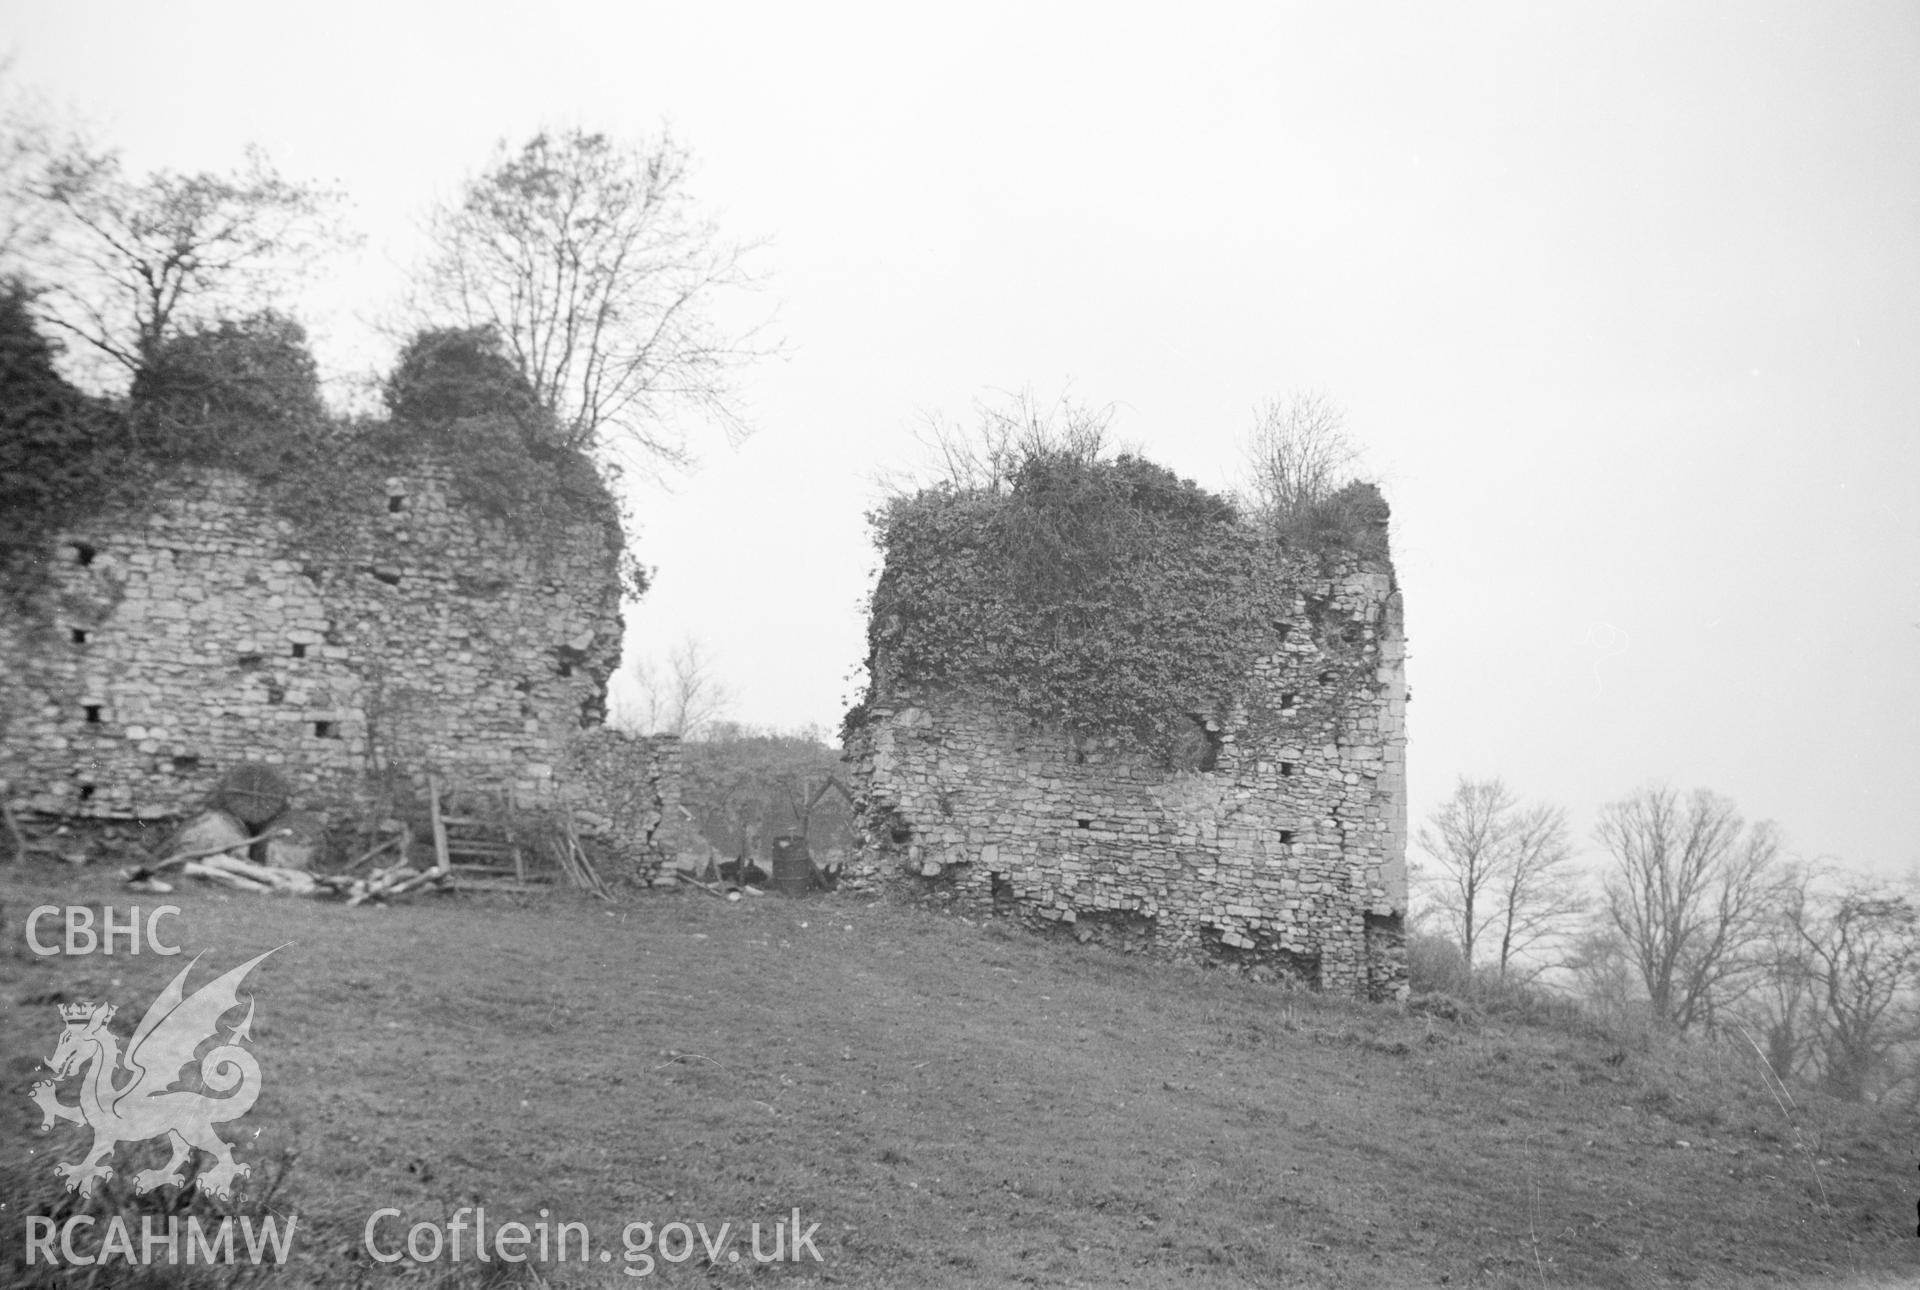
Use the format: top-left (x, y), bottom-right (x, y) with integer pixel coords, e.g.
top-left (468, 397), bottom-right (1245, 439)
top-left (848, 447), bottom-right (1407, 995)
top-left (853, 450), bottom-right (1388, 756)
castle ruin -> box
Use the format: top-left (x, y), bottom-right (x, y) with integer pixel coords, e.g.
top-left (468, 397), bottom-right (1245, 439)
top-left (0, 459), bottom-right (681, 880)
top-left (847, 470), bottom-right (1408, 999)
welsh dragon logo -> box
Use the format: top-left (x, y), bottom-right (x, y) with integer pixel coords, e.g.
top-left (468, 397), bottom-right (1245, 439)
top-left (31, 948), bottom-right (280, 1201)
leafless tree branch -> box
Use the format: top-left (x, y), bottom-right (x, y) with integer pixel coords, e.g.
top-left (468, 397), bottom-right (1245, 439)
top-left (410, 129), bottom-right (768, 474)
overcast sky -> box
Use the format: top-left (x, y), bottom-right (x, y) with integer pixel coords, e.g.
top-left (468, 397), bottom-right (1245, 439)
top-left (9, 2), bottom-right (1917, 881)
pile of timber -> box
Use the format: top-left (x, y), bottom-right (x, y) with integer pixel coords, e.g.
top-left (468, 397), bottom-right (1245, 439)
top-left (547, 806), bottom-right (613, 899)
top-left (116, 776), bottom-right (615, 904)
top-left (123, 825), bottom-right (452, 904)
top-left (314, 859), bottom-right (452, 905)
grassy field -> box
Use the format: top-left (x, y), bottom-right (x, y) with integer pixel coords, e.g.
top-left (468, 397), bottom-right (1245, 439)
top-left (4, 860), bottom-right (1918, 1288)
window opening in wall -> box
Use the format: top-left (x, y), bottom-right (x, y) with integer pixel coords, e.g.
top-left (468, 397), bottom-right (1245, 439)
top-left (238, 653), bottom-right (265, 671)
top-left (171, 755), bottom-right (200, 772)
top-left (554, 645), bottom-right (586, 678)
top-left (1171, 713), bottom-right (1222, 771)
top-left (291, 642), bottom-right (307, 658)
top-left (1275, 624), bottom-right (1291, 641)
top-left (77, 785), bottom-right (95, 801)
top-left (889, 819), bottom-right (914, 845)
top-left (1278, 830), bottom-right (1295, 845)
top-left (83, 705), bottom-right (101, 724)
top-left (1077, 817), bottom-right (1093, 830)
top-left (313, 720), bottom-right (336, 738)
top-left (1280, 762), bottom-right (1295, 777)
top-left (387, 495), bottom-right (406, 513)
top-left (71, 628), bottom-right (87, 645)
top-left (1280, 692), bottom-right (1296, 708)
top-left (73, 543), bottom-right (96, 566)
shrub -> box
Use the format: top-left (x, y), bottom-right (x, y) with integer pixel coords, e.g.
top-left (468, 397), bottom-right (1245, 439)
top-left (130, 310), bottom-right (328, 475)
top-left (1265, 480), bottom-right (1392, 559)
top-left (1405, 930), bottom-right (1473, 995)
top-left (382, 325), bottom-right (546, 443)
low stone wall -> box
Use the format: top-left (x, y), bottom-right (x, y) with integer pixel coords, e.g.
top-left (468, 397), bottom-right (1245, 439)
top-left (561, 728), bottom-right (688, 885)
top-left (851, 561), bottom-right (1408, 999)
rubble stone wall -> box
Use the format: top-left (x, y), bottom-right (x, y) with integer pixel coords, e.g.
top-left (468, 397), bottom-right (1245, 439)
top-left (0, 462), bottom-right (678, 876)
top-left (850, 559), bottom-right (1407, 999)
top-left (560, 728), bottom-right (689, 884)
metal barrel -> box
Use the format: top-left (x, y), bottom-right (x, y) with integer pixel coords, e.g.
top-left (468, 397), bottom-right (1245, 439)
top-left (770, 835), bottom-right (812, 897)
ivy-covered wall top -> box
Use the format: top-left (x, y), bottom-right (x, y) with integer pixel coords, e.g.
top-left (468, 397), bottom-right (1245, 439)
top-left (850, 451), bottom-right (1391, 753)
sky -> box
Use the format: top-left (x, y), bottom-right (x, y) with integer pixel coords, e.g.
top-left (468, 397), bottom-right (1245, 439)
top-left (7, 1), bottom-right (1917, 882)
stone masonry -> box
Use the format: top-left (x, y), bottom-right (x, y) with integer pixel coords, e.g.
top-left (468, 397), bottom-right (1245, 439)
top-left (0, 461), bottom-right (681, 879)
top-left (849, 554), bottom-right (1408, 999)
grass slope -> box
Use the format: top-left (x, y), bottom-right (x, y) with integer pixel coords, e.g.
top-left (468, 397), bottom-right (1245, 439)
top-left (3, 862), bottom-right (1918, 1288)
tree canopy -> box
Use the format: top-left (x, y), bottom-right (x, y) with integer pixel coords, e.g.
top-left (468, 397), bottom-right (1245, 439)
top-left (14, 140), bottom-right (345, 389)
top-left (410, 128), bottom-right (760, 469)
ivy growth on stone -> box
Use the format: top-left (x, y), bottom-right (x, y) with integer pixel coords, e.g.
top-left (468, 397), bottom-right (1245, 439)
top-left (0, 281), bottom-right (135, 572)
top-left (124, 311), bottom-right (346, 500)
top-left (1, 305), bottom-right (646, 604)
top-left (854, 449), bottom-right (1306, 754)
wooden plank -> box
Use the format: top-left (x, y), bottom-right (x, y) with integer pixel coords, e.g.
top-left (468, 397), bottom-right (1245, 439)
top-left (4, 801), bottom-right (26, 865)
top-left (449, 862), bottom-right (550, 879)
top-left (428, 774), bottom-right (451, 876)
top-left (452, 876), bottom-right (552, 894)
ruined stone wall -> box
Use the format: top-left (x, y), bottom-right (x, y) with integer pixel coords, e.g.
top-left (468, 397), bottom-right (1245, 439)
top-left (0, 462), bottom-right (677, 873)
top-left (850, 559), bottom-right (1407, 999)
top-left (560, 728), bottom-right (689, 884)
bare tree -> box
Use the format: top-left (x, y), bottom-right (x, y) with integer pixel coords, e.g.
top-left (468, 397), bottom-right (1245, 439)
top-left (411, 128), bottom-right (762, 470)
top-left (11, 140), bottom-right (346, 390)
top-left (1785, 874), bottom-right (1920, 1101)
top-left (615, 637), bottom-right (733, 739)
top-left (1417, 777), bottom-right (1513, 970)
top-left (1241, 391), bottom-right (1360, 524)
top-left (1416, 776), bottom-right (1583, 980)
top-left (1597, 784), bottom-right (1784, 1031)
top-left (904, 387), bottom-right (1114, 495)
top-left (1563, 924), bottom-right (1644, 1024)
top-left (1491, 800), bottom-right (1585, 979)
top-left (1734, 864), bottom-right (1821, 1084)
top-left (0, 70), bottom-right (59, 263)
